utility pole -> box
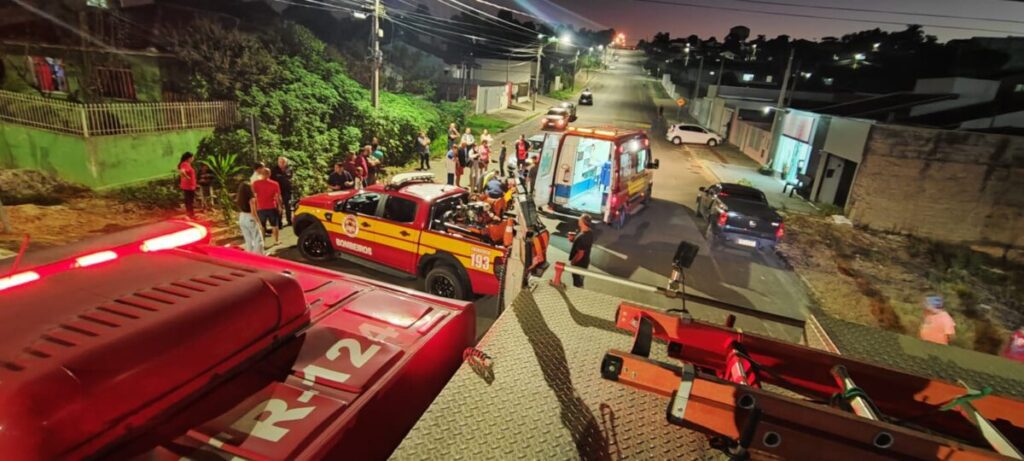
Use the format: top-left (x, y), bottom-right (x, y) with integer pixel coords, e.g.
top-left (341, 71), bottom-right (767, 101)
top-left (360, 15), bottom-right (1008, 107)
top-left (715, 58), bottom-right (725, 88)
top-left (371, 0), bottom-right (381, 109)
top-left (776, 48), bottom-right (795, 110)
top-left (786, 61), bottom-right (801, 106)
top-left (691, 56), bottom-right (704, 101)
top-left (532, 43), bottom-right (542, 111)
top-left (766, 48), bottom-right (795, 169)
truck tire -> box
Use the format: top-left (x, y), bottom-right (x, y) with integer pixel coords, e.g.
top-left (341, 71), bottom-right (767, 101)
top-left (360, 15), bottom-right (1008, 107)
top-left (425, 265), bottom-right (468, 300)
top-left (298, 225), bottom-right (333, 262)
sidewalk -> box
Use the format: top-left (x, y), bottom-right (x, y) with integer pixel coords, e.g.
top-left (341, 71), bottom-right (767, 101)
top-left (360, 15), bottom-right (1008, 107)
top-left (689, 143), bottom-right (818, 214)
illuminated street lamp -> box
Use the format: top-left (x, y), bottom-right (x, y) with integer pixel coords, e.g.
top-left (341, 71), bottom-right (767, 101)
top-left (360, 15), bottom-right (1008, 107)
top-left (872, 42), bottom-right (881, 51)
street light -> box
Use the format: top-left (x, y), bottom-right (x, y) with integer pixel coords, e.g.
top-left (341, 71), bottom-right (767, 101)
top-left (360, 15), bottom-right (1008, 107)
top-left (532, 34), bottom-right (561, 111)
top-left (872, 42), bottom-right (880, 51)
top-left (560, 33), bottom-right (572, 45)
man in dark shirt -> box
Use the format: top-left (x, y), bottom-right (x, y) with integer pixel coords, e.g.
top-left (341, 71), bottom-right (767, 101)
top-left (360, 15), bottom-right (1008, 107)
top-left (270, 157), bottom-right (294, 227)
top-left (328, 162), bottom-right (354, 191)
top-left (569, 214), bottom-right (594, 288)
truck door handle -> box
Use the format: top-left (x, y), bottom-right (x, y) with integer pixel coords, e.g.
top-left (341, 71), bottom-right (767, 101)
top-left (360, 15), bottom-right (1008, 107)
top-left (361, 222), bottom-right (371, 228)
top-left (400, 230), bottom-right (411, 237)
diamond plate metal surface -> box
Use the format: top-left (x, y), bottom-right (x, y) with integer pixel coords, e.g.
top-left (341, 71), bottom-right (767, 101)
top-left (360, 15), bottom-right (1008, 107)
top-left (391, 284), bottom-right (718, 460)
top-left (814, 310), bottom-right (1024, 399)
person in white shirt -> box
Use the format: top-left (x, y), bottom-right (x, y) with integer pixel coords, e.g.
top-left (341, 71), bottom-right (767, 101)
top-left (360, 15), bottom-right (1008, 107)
top-left (444, 146), bottom-right (457, 185)
top-left (479, 129), bottom-right (493, 147)
top-left (461, 128), bottom-right (476, 153)
top-left (468, 143), bottom-right (483, 193)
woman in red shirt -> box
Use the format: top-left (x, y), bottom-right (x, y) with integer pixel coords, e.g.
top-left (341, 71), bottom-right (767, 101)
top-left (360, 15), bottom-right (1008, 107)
top-left (178, 152), bottom-right (197, 219)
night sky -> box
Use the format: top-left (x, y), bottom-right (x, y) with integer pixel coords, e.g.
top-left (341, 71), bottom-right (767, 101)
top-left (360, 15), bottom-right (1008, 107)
top-left (480, 0), bottom-right (1024, 43)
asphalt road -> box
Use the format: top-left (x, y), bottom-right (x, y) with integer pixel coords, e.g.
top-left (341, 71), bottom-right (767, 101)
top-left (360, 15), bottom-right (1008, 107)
top-left (278, 49), bottom-right (811, 341)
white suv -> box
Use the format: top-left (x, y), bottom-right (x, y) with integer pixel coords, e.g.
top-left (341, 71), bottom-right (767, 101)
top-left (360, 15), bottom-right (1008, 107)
top-left (666, 123), bottom-right (723, 146)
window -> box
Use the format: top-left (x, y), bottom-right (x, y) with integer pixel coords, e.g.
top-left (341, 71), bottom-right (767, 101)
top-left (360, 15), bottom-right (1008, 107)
top-left (95, 67), bottom-right (136, 100)
top-left (383, 196), bottom-right (418, 223)
top-left (86, 0), bottom-right (109, 8)
top-left (636, 148), bottom-right (648, 173)
top-left (1014, 83), bottom-right (1024, 93)
top-left (619, 151), bottom-right (635, 182)
top-left (29, 56), bottom-right (68, 93)
top-left (742, 73), bottom-right (754, 82)
top-left (343, 193), bottom-right (382, 215)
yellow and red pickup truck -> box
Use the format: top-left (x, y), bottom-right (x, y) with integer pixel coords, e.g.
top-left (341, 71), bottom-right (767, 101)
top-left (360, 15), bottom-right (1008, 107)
top-left (293, 173), bottom-right (549, 300)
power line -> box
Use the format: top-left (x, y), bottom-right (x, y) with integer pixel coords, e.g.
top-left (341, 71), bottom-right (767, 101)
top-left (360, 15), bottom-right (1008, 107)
top-left (735, 0), bottom-right (1024, 26)
top-left (388, 15), bottom-right (538, 56)
top-left (435, 0), bottom-right (541, 37)
top-left (460, 0), bottom-right (543, 21)
top-left (388, 6), bottom-right (542, 47)
top-left (632, 0), bottom-right (1024, 36)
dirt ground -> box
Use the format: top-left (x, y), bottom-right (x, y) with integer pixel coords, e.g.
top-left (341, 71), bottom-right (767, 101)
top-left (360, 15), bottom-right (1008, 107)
top-left (778, 212), bottom-right (1021, 355)
top-left (0, 197), bottom-right (176, 253)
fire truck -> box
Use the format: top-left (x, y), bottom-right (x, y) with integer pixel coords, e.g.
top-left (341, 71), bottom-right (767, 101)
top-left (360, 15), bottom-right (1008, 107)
top-left (0, 221), bottom-right (475, 460)
top-left (292, 173), bottom-right (549, 300)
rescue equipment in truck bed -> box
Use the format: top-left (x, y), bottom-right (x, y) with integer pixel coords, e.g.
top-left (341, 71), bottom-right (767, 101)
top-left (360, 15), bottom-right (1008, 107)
top-left (603, 303), bottom-right (1024, 460)
top-left (0, 221), bottom-right (475, 460)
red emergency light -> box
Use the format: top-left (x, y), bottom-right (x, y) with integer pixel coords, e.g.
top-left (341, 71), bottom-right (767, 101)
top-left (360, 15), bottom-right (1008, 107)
top-left (0, 221), bottom-right (208, 293)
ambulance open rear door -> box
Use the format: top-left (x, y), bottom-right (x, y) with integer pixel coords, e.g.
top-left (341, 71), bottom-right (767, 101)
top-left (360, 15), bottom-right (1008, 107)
top-left (531, 133), bottom-right (561, 209)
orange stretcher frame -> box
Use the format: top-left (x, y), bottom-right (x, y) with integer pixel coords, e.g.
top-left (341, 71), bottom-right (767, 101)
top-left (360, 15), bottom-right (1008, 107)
top-left (601, 302), bottom-right (1024, 460)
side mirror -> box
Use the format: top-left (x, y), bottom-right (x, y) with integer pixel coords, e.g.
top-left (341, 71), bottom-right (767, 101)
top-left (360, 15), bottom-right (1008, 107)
top-left (333, 200), bottom-right (345, 212)
top-left (647, 159), bottom-right (660, 170)
top-left (698, 186), bottom-right (706, 192)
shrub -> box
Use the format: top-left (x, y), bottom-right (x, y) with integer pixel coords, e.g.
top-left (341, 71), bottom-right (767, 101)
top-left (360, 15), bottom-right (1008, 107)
top-left (114, 178), bottom-right (181, 209)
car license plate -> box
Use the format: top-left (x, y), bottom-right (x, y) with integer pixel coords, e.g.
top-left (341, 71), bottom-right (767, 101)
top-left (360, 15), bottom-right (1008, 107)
top-left (737, 238), bottom-right (757, 248)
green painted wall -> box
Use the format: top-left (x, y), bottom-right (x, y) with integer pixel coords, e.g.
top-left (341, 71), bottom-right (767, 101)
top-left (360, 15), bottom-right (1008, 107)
top-left (0, 122), bottom-right (212, 189)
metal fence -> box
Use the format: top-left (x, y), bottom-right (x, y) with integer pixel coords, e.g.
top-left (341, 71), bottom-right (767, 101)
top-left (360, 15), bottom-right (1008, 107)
top-left (0, 90), bottom-right (238, 137)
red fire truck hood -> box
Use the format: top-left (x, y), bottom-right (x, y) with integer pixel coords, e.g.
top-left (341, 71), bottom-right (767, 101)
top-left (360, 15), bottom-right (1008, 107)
top-left (0, 224), bottom-right (309, 458)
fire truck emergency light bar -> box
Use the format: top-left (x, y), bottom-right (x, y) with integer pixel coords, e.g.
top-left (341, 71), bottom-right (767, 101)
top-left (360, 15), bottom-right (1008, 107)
top-left (0, 221), bottom-right (208, 293)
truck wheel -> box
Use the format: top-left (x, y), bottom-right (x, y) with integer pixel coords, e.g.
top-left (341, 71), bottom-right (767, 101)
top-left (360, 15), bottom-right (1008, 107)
top-left (642, 185), bottom-right (653, 205)
top-left (672, 137), bottom-right (682, 145)
top-left (425, 265), bottom-right (468, 300)
top-left (298, 225), bottom-right (333, 261)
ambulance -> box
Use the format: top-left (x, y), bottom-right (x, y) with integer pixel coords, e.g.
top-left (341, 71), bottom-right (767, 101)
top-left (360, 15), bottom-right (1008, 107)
top-left (532, 127), bottom-right (659, 228)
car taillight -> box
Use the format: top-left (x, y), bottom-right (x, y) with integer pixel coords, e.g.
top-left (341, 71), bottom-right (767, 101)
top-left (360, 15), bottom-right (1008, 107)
top-left (775, 222), bottom-right (785, 239)
top-left (717, 211), bottom-right (729, 227)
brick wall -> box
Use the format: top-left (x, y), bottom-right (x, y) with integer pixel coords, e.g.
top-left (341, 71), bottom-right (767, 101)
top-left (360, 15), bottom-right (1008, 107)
top-left (847, 125), bottom-right (1024, 248)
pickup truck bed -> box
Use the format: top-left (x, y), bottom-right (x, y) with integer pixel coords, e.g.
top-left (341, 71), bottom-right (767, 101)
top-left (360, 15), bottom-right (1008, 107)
top-left (391, 283), bottom-right (717, 459)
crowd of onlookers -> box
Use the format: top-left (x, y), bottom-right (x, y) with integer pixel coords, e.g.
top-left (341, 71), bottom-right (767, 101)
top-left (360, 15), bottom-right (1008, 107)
top-left (174, 124), bottom-right (542, 256)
